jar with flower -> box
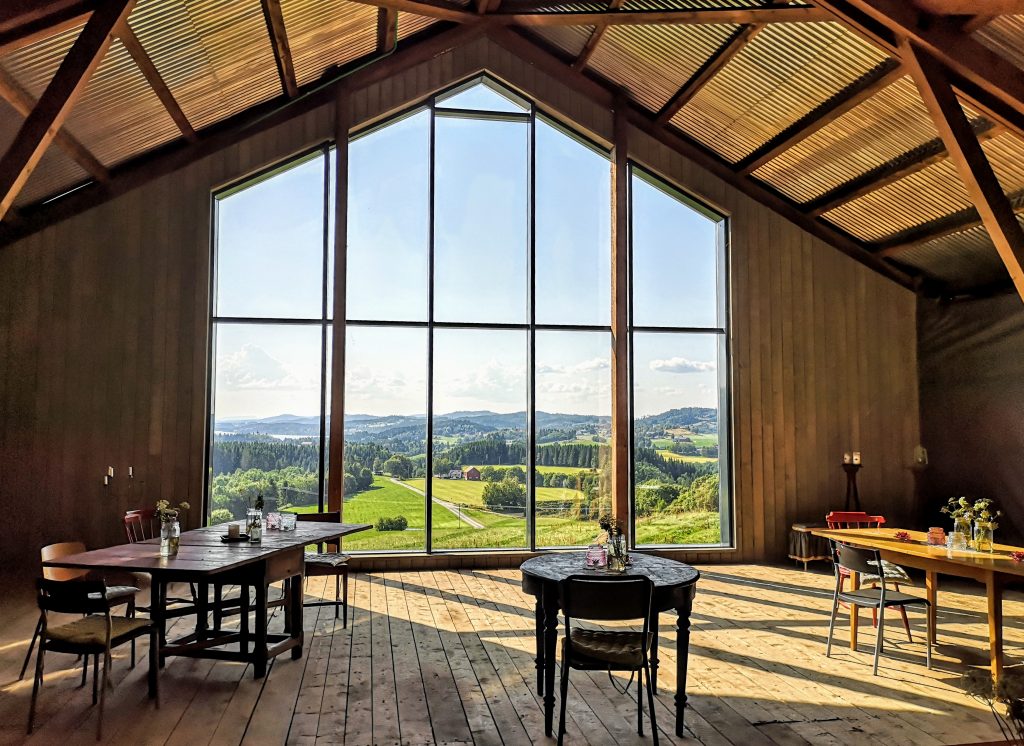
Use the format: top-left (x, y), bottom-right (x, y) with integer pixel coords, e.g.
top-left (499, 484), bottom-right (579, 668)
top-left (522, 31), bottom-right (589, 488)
top-left (156, 499), bottom-right (190, 557)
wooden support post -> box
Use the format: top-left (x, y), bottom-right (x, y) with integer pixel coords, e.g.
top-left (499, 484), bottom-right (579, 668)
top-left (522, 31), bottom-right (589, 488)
top-left (0, 0), bottom-right (136, 220)
top-left (610, 99), bottom-right (629, 534)
top-left (376, 7), bottom-right (397, 52)
top-left (327, 86), bottom-right (350, 514)
top-left (903, 40), bottom-right (1024, 303)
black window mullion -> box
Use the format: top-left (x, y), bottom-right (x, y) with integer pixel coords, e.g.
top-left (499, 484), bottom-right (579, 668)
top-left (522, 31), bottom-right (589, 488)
top-left (317, 143), bottom-right (330, 512)
top-left (527, 100), bottom-right (537, 552)
top-left (425, 97), bottom-right (436, 554)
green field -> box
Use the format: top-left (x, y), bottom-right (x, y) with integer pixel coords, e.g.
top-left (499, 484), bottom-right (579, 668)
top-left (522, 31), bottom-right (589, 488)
top-left (470, 464), bottom-right (595, 476)
top-left (656, 449), bottom-right (718, 464)
top-left (408, 478), bottom-right (584, 505)
top-left (635, 511), bottom-right (721, 545)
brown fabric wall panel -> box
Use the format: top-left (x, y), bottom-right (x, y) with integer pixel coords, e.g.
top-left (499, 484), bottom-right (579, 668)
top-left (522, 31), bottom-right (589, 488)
top-left (918, 294), bottom-right (1024, 544)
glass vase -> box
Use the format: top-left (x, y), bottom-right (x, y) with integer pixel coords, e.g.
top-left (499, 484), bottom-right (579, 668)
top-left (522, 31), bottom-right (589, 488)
top-left (951, 516), bottom-right (971, 549)
top-left (606, 537), bottom-right (627, 573)
top-left (160, 516), bottom-right (180, 557)
top-left (974, 520), bottom-right (995, 553)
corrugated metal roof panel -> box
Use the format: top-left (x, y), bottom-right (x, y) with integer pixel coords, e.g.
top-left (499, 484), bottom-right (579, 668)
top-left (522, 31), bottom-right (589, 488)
top-left (589, 23), bottom-right (738, 113)
top-left (823, 158), bottom-right (970, 242)
top-left (985, 130), bottom-right (1024, 198)
top-left (281, 0), bottom-right (378, 87)
top-left (893, 221), bottom-right (1012, 290)
top-left (672, 21), bottom-right (888, 163)
top-left (17, 145), bottom-right (91, 207)
top-left (128, 0), bottom-right (281, 131)
top-left (976, 14), bottom-right (1024, 71)
top-left (531, 25), bottom-right (594, 58)
top-left (397, 11), bottom-right (436, 40)
top-left (752, 75), bottom-right (939, 203)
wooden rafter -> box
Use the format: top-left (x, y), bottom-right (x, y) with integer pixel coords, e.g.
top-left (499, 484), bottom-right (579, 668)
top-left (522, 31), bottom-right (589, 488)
top-left (485, 26), bottom-right (915, 289)
top-left (0, 66), bottom-right (108, 182)
top-left (813, 0), bottom-right (1024, 143)
top-left (902, 39), bottom-right (1024, 301)
top-left (376, 7), bottom-right (397, 51)
top-left (114, 21), bottom-right (197, 142)
top-left (912, 0), bottom-right (1024, 13)
top-left (655, 24), bottom-right (762, 127)
top-left (0, 0), bottom-right (90, 57)
top-left (804, 118), bottom-right (999, 216)
top-left (571, 0), bottom-right (624, 70)
top-left (874, 190), bottom-right (1024, 256)
top-left (736, 58), bottom-right (904, 175)
top-left (260, 0), bottom-right (298, 98)
top-left (0, 0), bottom-right (135, 220)
top-left (344, 0), bottom-right (833, 26)
top-left (959, 15), bottom-right (993, 33)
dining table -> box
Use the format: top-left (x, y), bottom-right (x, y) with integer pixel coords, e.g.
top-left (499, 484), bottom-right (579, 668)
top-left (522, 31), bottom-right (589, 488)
top-left (42, 521), bottom-right (370, 678)
top-left (811, 526), bottom-right (1024, 680)
top-left (520, 552), bottom-right (700, 738)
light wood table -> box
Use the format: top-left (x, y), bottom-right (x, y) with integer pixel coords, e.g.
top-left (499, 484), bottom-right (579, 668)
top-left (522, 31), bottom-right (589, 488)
top-left (812, 527), bottom-right (1024, 679)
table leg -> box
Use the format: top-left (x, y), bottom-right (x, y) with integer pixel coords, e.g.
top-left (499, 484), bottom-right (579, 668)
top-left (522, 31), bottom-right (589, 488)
top-left (239, 584), bottom-right (250, 656)
top-left (675, 594), bottom-right (694, 738)
top-left (849, 571), bottom-right (860, 651)
top-left (290, 573), bottom-right (304, 660)
top-left (195, 581), bottom-right (209, 641)
top-left (534, 599), bottom-right (544, 696)
top-left (925, 571), bottom-right (938, 645)
top-left (542, 586), bottom-right (559, 738)
top-left (254, 569), bottom-right (269, 679)
top-left (153, 580), bottom-right (167, 668)
top-left (986, 571), bottom-right (1004, 681)
top-left (650, 613), bottom-right (659, 696)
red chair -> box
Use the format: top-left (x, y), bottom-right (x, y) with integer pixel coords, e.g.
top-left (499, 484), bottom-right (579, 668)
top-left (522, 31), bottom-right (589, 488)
top-left (825, 511), bottom-right (913, 641)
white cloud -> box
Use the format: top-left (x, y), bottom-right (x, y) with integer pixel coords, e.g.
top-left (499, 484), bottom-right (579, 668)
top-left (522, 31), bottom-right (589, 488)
top-left (218, 344), bottom-right (316, 391)
top-left (536, 357), bottom-right (610, 376)
top-left (649, 356), bottom-right (716, 374)
top-left (444, 358), bottom-right (525, 404)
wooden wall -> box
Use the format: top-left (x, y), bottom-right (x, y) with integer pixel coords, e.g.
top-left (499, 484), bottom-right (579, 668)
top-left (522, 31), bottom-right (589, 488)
top-left (0, 35), bottom-right (920, 577)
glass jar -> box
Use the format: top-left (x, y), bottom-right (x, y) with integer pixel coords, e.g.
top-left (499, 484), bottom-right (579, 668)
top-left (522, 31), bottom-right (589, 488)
top-left (606, 536), bottom-right (627, 573)
top-left (248, 510), bottom-right (263, 543)
top-left (160, 516), bottom-right (180, 557)
top-left (585, 544), bottom-right (606, 569)
top-left (974, 520), bottom-right (995, 553)
top-left (280, 512), bottom-right (297, 531)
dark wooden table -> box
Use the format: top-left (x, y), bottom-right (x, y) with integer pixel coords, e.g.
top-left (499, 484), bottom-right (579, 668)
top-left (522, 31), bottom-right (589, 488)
top-left (42, 521), bottom-right (370, 678)
top-left (520, 552), bottom-right (700, 737)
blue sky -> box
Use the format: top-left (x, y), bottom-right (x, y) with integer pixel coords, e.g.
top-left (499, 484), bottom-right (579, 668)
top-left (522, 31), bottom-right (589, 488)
top-left (213, 83), bottom-right (723, 421)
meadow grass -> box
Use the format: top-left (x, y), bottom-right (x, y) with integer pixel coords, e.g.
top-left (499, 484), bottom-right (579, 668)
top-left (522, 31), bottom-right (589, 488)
top-left (405, 478), bottom-right (584, 505)
top-left (656, 449), bottom-right (718, 464)
top-left (470, 464), bottom-right (595, 476)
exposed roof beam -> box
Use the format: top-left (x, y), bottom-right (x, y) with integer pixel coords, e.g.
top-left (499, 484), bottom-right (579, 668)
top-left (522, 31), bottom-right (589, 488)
top-left (485, 25), bottom-right (915, 289)
top-left (655, 24), bottom-right (762, 127)
top-left (260, 0), bottom-right (298, 97)
top-left (376, 8), bottom-right (397, 51)
top-left (804, 118), bottom-right (1000, 216)
top-left (344, 0), bottom-right (833, 26)
top-left (902, 39), bottom-right (1024, 300)
top-left (813, 0), bottom-right (1024, 142)
top-left (0, 0), bottom-right (134, 220)
top-left (571, 0), bottom-right (624, 70)
top-left (913, 0), bottom-right (1024, 14)
top-left (0, 0), bottom-right (91, 56)
top-left (874, 190), bottom-right (1024, 256)
top-left (959, 15), bottom-right (993, 33)
top-left (0, 0), bottom-right (88, 34)
top-left (736, 58), bottom-right (903, 175)
top-left (114, 21), bottom-right (197, 142)
top-left (0, 22), bottom-right (488, 246)
top-left (0, 66), bottom-right (108, 182)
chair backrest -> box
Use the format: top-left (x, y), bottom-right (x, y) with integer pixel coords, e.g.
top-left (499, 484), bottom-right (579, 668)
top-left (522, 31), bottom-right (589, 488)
top-left (124, 508), bottom-right (159, 543)
top-left (40, 542), bottom-right (88, 581)
top-left (296, 511), bottom-right (342, 551)
top-left (826, 511), bottom-right (886, 529)
top-left (559, 574), bottom-right (653, 623)
top-left (832, 541), bottom-right (884, 578)
top-left (36, 577), bottom-right (110, 616)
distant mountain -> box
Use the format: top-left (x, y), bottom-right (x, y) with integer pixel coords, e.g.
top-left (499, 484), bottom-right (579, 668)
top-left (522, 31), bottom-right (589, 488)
top-left (635, 407), bottom-right (717, 433)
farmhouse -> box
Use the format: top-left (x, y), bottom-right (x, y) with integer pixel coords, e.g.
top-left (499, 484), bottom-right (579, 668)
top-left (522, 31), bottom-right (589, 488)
top-left (463, 467), bottom-right (481, 481)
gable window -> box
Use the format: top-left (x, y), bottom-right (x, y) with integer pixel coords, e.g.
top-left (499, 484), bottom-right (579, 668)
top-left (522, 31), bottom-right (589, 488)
top-left (206, 76), bottom-right (729, 550)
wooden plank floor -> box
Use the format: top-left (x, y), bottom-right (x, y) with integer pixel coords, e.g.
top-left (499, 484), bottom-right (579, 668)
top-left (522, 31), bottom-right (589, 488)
top-left (0, 564), bottom-right (1014, 745)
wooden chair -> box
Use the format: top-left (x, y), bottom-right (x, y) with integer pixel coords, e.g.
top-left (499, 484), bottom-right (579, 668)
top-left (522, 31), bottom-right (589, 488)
top-left (557, 575), bottom-right (658, 746)
top-left (123, 508), bottom-right (200, 610)
top-left (27, 578), bottom-right (158, 740)
top-left (826, 542), bottom-right (932, 675)
top-left (297, 512), bottom-right (350, 627)
top-left (825, 511), bottom-right (914, 641)
top-left (19, 543), bottom-right (139, 681)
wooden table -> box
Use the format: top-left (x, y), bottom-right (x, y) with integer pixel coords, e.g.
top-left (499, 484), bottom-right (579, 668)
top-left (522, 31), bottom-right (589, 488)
top-left (520, 552), bottom-right (699, 738)
top-left (812, 527), bottom-right (1024, 679)
top-left (43, 522), bottom-right (370, 678)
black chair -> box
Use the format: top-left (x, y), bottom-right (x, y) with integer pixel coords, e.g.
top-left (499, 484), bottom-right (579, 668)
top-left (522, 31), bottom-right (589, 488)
top-left (27, 579), bottom-right (158, 740)
top-left (297, 511), bottom-right (350, 626)
top-left (557, 574), bottom-right (658, 746)
top-left (826, 541), bottom-right (933, 675)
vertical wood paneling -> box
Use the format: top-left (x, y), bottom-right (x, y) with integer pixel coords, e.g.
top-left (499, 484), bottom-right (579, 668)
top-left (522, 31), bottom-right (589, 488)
top-left (0, 36), bottom-right (919, 576)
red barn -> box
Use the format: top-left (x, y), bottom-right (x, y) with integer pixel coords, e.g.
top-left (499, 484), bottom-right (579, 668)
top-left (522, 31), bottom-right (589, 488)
top-left (463, 467), bottom-right (481, 481)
